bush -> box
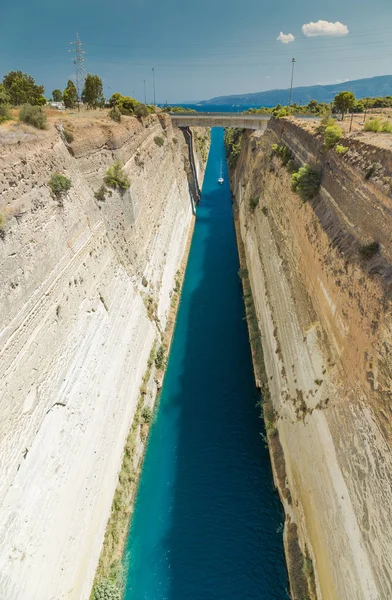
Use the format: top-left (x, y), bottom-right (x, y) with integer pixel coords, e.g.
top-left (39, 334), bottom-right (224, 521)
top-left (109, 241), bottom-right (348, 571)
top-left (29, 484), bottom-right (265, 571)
top-left (154, 136), bottom-right (164, 147)
top-left (134, 102), bottom-right (149, 118)
top-left (19, 104), bottom-right (47, 129)
top-left (249, 197), bottom-right (259, 211)
top-left (359, 241), bottom-right (380, 260)
top-left (141, 406), bottom-right (153, 424)
top-left (271, 143), bottom-right (292, 165)
top-left (0, 212), bottom-right (6, 238)
top-left (316, 114), bottom-right (335, 134)
top-left (63, 129), bottom-right (73, 143)
top-left (49, 173), bottom-right (72, 199)
top-left (94, 184), bottom-right (107, 202)
top-left (155, 345), bottom-right (165, 369)
top-left (104, 161), bottom-right (130, 190)
top-left (0, 103), bottom-right (11, 123)
top-left (365, 162), bottom-right (380, 180)
top-left (335, 145), bottom-right (348, 155)
top-left (109, 106), bottom-right (121, 123)
top-left (93, 579), bottom-right (121, 600)
top-left (324, 124), bottom-right (342, 149)
top-left (291, 164), bottom-right (321, 201)
top-left (364, 118), bottom-right (382, 133)
top-left (382, 120), bottom-right (392, 133)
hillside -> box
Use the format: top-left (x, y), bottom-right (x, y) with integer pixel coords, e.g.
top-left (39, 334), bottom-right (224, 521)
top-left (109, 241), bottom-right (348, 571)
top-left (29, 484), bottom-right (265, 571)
top-left (200, 74), bottom-right (392, 107)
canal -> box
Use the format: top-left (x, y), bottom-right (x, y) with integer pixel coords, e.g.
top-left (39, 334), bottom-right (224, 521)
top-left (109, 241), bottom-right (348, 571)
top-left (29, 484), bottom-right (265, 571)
top-left (124, 128), bottom-right (287, 599)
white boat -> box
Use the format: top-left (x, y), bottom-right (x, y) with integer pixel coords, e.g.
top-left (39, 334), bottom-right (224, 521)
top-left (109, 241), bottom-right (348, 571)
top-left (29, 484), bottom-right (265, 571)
top-left (218, 159), bottom-right (224, 184)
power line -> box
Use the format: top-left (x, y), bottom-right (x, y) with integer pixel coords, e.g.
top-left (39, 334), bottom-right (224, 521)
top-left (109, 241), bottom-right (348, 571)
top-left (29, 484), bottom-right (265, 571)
top-left (69, 33), bottom-right (86, 110)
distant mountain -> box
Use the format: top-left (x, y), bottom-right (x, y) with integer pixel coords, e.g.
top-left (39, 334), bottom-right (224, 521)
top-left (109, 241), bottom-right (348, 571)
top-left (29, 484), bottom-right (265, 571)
top-left (199, 75), bottom-right (392, 107)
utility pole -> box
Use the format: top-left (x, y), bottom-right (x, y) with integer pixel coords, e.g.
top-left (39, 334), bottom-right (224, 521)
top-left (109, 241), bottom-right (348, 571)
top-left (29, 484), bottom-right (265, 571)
top-left (289, 58), bottom-right (296, 106)
top-left (152, 68), bottom-right (156, 106)
top-left (144, 80), bottom-right (147, 105)
top-left (69, 33), bottom-right (86, 111)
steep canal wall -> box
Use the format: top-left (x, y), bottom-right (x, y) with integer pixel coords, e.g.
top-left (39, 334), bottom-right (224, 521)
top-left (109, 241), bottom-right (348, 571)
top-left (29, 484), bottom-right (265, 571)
top-left (229, 118), bottom-right (392, 600)
top-left (0, 113), bottom-right (209, 600)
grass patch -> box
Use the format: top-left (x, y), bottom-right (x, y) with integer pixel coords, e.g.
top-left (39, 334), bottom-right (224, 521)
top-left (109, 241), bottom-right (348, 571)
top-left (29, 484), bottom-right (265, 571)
top-left (249, 196), bottom-right (259, 212)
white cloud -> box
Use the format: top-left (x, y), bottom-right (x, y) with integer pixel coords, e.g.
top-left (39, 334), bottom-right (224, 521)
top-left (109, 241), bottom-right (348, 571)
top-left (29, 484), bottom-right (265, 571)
top-left (302, 20), bottom-right (349, 37)
top-left (276, 32), bottom-right (295, 44)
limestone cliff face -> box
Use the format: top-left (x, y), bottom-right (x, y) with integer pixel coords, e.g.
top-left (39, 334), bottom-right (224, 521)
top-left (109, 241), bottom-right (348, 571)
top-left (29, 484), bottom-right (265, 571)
top-left (232, 119), bottom-right (392, 600)
top-left (0, 114), bottom-right (206, 600)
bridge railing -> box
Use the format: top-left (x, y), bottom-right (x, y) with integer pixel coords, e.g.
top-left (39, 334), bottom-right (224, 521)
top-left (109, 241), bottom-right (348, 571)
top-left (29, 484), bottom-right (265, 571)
top-left (169, 112), bottom-right (271, 118)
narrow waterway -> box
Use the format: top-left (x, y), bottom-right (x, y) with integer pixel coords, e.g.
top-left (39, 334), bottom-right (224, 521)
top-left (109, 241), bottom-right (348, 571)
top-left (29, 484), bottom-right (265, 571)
top-left (124, 128), bottom-right (287, 599)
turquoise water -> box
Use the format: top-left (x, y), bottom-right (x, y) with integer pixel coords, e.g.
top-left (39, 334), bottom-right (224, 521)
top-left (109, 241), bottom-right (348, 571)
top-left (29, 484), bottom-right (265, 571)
top-left (123, 128), bottom-right (288, 600)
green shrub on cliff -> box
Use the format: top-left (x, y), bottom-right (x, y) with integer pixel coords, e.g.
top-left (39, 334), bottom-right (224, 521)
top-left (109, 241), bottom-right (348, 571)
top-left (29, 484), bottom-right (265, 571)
top-left (382, 120), bottom-right (392, 133)
top-left (364, 118), bottom-right (382, 132)
top-left (224, 127), bottom-right (244, 168)
top-left (48, 173), bottom-right (72, 203)
top-left (19, 104), bottom-right (47, 129)
top-left (155, 345), bottom-right (165, 369)
top-left (271, 143), bottom-right (293, 165)
top-left (335, 144), bottom-right (348, 155)
top-left (291, 164), bottom-right (321, 201)
top-left (154, 135), bottom-right (164, 147)
top-left (0, 212), bottom-right (6, 239)
top-left (141, 406), bottom-right (153, 424)
top-left (249, 196), bottom-right (259, 212)
top-left (93, 579), bottom-right (121, 600)
top-left (104, 161), bottom-right (130, 190)
top-left (324, 124), bottom-right (342, 149)
top-left (359, 241), bottom-right (380, 260)
top-left (109, 106), bottom-right (121, 122)
top-left (134, 102), bottom-right (149, 119)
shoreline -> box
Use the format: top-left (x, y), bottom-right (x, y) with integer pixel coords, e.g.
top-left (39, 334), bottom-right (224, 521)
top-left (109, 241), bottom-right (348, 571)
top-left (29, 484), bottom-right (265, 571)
top-left (91, 215), bottom-right (196, 598)
top-left (232, 198), bottom-right (315, 600)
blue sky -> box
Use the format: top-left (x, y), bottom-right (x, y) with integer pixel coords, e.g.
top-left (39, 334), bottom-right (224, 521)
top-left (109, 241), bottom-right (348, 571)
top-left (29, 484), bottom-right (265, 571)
top-left (1, 0), bottom-right (392, 102)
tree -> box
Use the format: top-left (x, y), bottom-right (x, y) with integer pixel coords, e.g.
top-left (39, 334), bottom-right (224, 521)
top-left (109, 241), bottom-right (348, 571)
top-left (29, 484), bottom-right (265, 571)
top-left (52, 89), bottom-right (63, 102)
top-left (0, 84), bottom-right (10, 105)
top-left (3, 71), bottom-right (45, 106)
top-left (82, 74), bottom-right (104, 109)
top-left (333, 91), bottom-right (356, 120)
top-left (63, 80), bottom-right (78, 108)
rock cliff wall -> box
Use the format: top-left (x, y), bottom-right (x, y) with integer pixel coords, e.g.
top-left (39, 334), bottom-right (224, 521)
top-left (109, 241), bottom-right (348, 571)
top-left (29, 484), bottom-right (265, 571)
top-left (0, 113), bottom-right (207, 600)
top-left (231, 119), bottom-right (392, 600)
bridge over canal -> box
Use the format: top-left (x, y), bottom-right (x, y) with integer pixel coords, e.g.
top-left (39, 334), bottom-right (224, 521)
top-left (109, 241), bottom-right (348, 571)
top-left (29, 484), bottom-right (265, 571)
top-left (169, 112), bottom-right (271, 130)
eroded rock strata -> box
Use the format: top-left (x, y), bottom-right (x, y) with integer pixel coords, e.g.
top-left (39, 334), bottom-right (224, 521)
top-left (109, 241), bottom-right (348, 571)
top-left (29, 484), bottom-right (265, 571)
top-left (0, 114), bottom-right (207, 600)
top-left (231, 118), bottom-right (392, 600)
